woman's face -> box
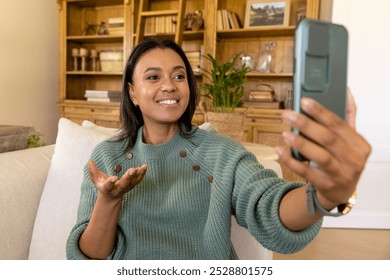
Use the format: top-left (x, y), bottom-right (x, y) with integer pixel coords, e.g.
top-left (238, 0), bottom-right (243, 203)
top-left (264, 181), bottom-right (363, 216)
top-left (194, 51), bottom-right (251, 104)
top-left (129, 48), bottom-right (190, 130)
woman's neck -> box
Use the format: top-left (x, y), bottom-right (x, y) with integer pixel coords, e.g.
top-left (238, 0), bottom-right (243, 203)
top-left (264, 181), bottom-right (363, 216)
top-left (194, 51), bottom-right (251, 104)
top-left (142, 124), bottom-right (180, 145)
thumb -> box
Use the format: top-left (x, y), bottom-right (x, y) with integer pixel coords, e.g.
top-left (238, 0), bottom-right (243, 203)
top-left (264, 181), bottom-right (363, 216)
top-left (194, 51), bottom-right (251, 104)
top-left (88, 160), bottom-right (108, 186)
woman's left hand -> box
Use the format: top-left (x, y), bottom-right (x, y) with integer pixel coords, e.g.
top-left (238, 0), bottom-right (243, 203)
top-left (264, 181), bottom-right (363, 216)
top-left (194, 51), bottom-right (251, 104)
top-left (276, 92), bottom-right (371, 207)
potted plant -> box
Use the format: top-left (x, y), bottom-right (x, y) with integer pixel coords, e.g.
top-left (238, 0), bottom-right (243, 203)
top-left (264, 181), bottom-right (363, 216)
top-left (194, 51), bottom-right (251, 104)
top-left (27, 131), bottom-right (45, 148)
top-left (200, 53), bottom-right (251, 140)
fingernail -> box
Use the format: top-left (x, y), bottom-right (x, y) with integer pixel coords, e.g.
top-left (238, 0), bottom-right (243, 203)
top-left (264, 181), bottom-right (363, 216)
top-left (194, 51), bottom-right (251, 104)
top-left (128, 169), bottom-right (135, 176)
top-left (275, 146), bottom-right (284, 156)
top-left (282, 131), bottom-right (296, 144)
top-left (282, 112), bottom-right (298, 123)
top-left (301, 98), bottom-right (314, 110)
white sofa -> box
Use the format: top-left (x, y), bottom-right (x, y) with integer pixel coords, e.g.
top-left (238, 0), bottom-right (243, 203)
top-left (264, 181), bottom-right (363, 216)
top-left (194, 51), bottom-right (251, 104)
top-left (0, 118), bottom-right (282, 260)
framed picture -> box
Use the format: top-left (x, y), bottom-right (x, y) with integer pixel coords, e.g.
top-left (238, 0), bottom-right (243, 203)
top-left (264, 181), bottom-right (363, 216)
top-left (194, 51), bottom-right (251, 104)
top-left (244, 0), bottom-right (291, 28)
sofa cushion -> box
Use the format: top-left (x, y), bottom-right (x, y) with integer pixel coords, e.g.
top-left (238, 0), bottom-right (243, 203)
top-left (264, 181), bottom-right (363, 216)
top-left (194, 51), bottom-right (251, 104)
top-left (0, 145), bottom-right (54, 259)
top-left (28, 118), bottom-right (114, 259)
top-left (81, 120), bottom-right (120, 136)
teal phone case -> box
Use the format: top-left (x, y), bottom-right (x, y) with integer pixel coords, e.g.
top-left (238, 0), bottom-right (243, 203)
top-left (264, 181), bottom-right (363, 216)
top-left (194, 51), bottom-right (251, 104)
top-left (292, 19), bottom-right (348, 161)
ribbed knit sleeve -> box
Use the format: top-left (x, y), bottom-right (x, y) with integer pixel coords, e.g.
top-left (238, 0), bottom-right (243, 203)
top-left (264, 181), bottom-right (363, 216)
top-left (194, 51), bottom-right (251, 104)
top-left (231, 153), bottom-right (322, 253)
top-left (66, 140), bottom-right (128, 260)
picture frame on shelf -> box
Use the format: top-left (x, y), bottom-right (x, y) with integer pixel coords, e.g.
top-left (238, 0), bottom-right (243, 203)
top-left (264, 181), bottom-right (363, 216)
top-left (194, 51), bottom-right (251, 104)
top-left (244, 0), bottom-right (291, 28)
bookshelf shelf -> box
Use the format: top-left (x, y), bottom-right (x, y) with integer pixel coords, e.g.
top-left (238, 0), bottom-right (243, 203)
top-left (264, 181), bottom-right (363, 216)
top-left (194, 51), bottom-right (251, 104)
top-left (66, 35), bottom-right (124, 43)
top-left (217, 26), bottom-right (296, 39)
top-left (141, 10), bottom-right (178, 16)
top-left (143, 30), bottom-right (204, 40)
top-left (245, 72), bottom-right (293, 79)
top-left (66, 71), bottom-right (123, 76)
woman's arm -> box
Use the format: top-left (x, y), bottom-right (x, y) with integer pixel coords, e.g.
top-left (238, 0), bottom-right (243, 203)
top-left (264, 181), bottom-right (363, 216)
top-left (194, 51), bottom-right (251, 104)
top-left (276, 92), bottom-right (371, 231)
top-left (79, 160), bottom-right (147, 259)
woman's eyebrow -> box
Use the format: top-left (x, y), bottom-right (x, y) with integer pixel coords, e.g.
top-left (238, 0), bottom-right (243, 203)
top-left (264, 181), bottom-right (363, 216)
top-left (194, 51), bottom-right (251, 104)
top-left (173, 65), bottom-right (186, 70)
top-left (144, 67), bottom-right (161, 73)
top-left (144, 65), bottom-right (186, 73)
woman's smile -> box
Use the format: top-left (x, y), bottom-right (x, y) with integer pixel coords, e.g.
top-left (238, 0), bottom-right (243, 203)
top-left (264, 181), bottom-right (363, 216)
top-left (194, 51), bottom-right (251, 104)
top-left (156, 99), bottom-right (179, 105)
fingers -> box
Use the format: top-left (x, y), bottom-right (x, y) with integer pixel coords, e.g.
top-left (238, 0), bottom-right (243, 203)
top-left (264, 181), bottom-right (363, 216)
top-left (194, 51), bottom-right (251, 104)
top-left (278, 96), bottom-right (372, 205)
top-left (283, 98), bottom-right (369, 165)
top-left (88, 160), bottom-right (119, 195)
top-left (281, 107), bottom-right (349, 169)
top-left (125, 164), bottom-right (148, 184)
top-left (299, 97), bottom-right (349, 136)
top-left (88, 160), bottom-right (109, 186)
top-left (299, 97), bottom-right (357, 145)
top-left (275, 145), bottom-right (331, 188)
top-left (281, 130), bottom-right (340, 175)
top-left (88, 160), bottom-right (147, 195)
top-left (114, 164), bottom-right (148, 192)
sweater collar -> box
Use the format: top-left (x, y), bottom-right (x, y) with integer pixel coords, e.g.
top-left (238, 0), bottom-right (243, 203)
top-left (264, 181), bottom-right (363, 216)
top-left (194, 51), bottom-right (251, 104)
top-left (133, 126), bottom-right (188, 160)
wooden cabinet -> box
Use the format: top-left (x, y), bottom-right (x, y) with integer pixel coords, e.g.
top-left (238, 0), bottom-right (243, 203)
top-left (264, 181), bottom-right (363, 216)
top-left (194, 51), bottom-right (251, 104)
top-left (60, 100), bottom-right (121, 128)
top-left (57, 0), bottom-right (133, 128)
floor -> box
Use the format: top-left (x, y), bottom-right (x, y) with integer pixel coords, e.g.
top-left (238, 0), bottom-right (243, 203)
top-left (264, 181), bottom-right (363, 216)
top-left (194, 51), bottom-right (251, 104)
top-left (273, 228), bottom-right (390, 260)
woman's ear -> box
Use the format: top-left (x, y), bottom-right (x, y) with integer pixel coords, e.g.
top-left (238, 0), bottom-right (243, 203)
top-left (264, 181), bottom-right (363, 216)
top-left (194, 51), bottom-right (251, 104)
top-left (128, 83), bottom-right (138, 106)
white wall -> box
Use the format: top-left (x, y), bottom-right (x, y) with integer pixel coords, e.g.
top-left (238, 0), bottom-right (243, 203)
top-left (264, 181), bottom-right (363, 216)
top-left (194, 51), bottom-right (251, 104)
top-left (0, 0), bottom-right (59, 144)
top-left (322, 0), bottom-right (390, 229)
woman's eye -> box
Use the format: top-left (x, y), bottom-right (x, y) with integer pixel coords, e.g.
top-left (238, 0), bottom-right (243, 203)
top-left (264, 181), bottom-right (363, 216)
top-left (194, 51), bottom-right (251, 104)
top-left (146, 75), bottom-right (159, 81)
top-left (174, 73), bottom-right (186, 80)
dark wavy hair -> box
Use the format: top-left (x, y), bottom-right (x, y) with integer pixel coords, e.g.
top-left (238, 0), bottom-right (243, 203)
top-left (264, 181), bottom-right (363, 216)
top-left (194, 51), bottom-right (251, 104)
top-left (116, 38), bottom-right (198, 152)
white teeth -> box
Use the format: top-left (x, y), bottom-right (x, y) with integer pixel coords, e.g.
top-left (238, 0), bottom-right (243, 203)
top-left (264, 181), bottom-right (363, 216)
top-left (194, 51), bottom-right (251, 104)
top-left (158, 99), bottom-right (177, 104)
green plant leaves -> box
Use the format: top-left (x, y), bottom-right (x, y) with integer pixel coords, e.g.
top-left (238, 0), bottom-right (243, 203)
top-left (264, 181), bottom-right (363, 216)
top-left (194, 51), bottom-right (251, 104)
top-left (201, 53), bottom-right (251, 113)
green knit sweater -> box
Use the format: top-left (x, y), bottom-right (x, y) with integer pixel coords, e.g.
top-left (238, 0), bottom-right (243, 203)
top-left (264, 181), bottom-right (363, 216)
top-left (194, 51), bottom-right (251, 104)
top-left (66, 127), bottom-right (321, 260)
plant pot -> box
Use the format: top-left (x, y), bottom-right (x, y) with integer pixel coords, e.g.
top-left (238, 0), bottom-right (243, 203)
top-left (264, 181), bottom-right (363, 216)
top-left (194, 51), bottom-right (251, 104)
top-left (200, 104), bottom-right (249, 141)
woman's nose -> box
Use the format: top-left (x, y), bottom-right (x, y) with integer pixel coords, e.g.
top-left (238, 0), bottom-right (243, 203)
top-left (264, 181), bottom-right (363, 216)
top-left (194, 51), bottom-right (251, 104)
top-left (161, 81), bottom-right (176, 92)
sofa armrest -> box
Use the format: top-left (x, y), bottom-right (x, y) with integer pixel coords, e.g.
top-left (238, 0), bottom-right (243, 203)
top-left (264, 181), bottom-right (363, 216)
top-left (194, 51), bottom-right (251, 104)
top-left (0, 145), bottom-right (54, 259)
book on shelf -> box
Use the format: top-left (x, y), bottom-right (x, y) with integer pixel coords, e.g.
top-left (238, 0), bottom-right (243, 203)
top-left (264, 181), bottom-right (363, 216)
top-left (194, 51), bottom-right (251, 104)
top-left (185, 51), bottom-right (201, 72)
top-left (145, 15), bottom-right (177, 34)
top-left (217, 10), bottom-right (223, 31)
top-left (84, 90), bottom-right (121, 102)
top-left (108, 17), bottom-right (124, 27)
top-left (230, 11), bottom-right (241, 29)
top-left (84, 90), bottom-right (121, 98)
top-left (217, 10), bottom-right (241, 30)
top-left (107, 17), bottom-right (124, 35)
top-left (86, 97), bottom-right (121, 103)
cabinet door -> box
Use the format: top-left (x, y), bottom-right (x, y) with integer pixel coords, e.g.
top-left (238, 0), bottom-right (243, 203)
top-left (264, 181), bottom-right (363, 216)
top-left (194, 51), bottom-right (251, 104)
top-left (62, 103), bottom-right (120, 128)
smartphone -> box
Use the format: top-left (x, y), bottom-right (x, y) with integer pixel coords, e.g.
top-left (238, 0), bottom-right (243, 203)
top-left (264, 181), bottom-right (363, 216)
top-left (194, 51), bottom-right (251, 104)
top-left (291, 19), bottom-right (348, 161)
